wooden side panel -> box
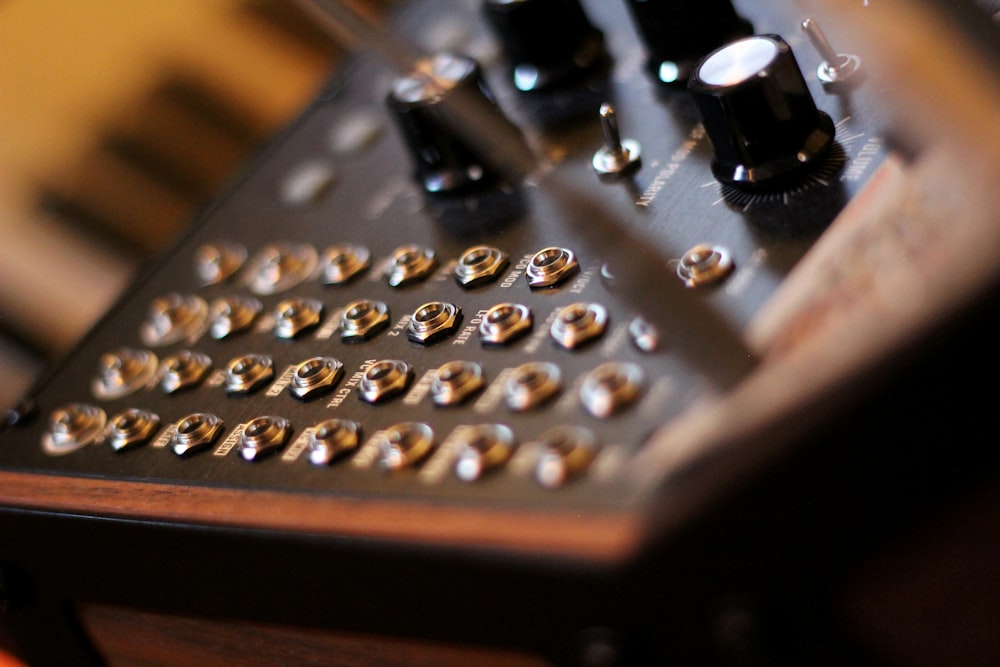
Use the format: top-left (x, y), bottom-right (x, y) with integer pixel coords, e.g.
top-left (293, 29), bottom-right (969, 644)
top-left (81, 604), bottom-right (552, 667)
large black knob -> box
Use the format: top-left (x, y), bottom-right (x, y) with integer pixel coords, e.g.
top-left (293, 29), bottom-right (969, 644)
top-left (386, 52), bottom-right (533, 194)
top-left (624, 0), bottom-right (752, 85)
top-left (482, 0), bottom-right (607, 92)
top-left (688, 35), bottom-right (835, 191)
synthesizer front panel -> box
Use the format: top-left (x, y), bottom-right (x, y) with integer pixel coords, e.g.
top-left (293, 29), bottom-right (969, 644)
top-left (4, 1), bottom-right (999, 665)
top-left (0, 0), bottom-right (885, 513)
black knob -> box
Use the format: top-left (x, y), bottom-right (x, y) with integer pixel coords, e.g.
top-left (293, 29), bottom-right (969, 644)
top-left (623, 0), bottom-right (752, 85)
top-left (482, 0), bottom-right (607, 92)
top-left (386, 52), bottom-right (532, 194)
top-left (688, 35), bottom-right (835, 191)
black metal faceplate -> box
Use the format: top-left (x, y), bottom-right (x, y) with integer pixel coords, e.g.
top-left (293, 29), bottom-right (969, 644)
top-left (0, 0), bottom-right (886, 512)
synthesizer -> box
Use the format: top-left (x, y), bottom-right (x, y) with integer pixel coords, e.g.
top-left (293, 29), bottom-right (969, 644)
top-left (1, 0), bottom-right (998, 665)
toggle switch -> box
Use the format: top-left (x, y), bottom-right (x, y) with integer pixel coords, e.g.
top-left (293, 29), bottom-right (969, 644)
top-left (592, 103), bottom-right (641, 178)
top-left (801, 18), bottom-right (863, 93)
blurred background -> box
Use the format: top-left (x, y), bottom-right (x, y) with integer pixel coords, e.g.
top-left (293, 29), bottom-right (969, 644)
top-left (0, 0), bottom-right (352, 411)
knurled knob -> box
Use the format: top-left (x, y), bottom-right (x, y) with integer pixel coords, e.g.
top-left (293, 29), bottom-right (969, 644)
top-left (623, 0), bottom-right (752, 85)
top-left (688, 35), bottom-right (835, 190)
top-left (386, 52), bottom-right (531, 194)
top-left (482, 0), bottom-right (608, 92)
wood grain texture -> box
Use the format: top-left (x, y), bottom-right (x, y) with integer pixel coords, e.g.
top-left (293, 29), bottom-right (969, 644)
top-left (81, 604), bottom-right (552, 667)
top-left (0, 471), bottom-right (638, 561)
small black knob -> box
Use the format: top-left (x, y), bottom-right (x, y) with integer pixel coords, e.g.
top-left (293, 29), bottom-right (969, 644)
top-left (386, 52), bottom-right (532, 194)
top-left (482, 0), bottom-right (607, 92)
top-left (623, 0), bottom-right (752, 85)
top-left (688, 35), bottom-right (835, 191)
